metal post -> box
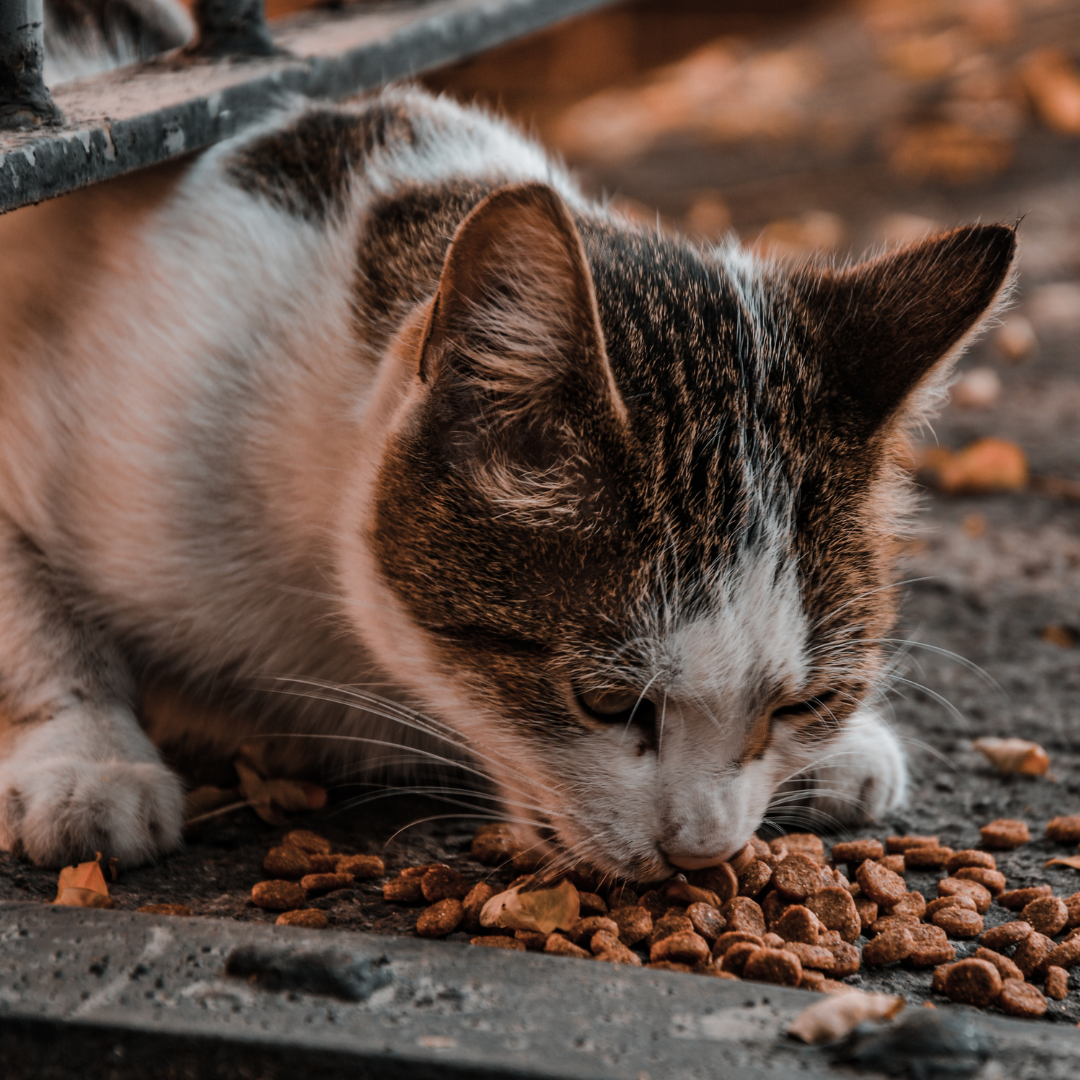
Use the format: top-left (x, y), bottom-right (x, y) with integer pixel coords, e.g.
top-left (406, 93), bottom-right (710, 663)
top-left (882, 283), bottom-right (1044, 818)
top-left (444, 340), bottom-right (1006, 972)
top-left (0, 0), bottom-right (61, 130)
top-left (189, 0), bottom-right (278, 58)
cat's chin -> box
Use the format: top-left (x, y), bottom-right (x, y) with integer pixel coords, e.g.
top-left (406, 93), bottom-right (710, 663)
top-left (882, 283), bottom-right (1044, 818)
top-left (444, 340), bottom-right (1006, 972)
top-left (788, 707), bottom-right (908, 827)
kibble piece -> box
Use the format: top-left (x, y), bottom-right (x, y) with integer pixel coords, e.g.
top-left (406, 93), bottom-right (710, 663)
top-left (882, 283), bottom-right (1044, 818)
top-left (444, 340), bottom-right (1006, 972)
top-left (936, 878), bottom-right (991, 914)
top-left (606, 905), bottom-right (651, 947)
top-left (578, 891), bottom-right (608, 917)
top-left (401, 862), bottom-right (448, 878)
top-left (886, 835), bottom-right (938, 853)
top-left (719, 941), bottom-right (760, 975)
top-left (606, 885), bottom-right (638, 910)
top-left (855, 899), bottom-right (878, 932)
top-left (954, 867), bottom-right (1006, 896)
top-left (782, 942), bottom-right (836, 971)
top-left (1046, 937), bottom-right (1080, 970)
top-left (862, 927), bottom-right (916, 966)
top-left (664, 878), bottom-right (722, 909)
top-left (308, 854), bottom-right (342, 873)
top-left (1064, 892), bottom-right (1080, 929)
top-left (301, 872), bottom-right (354, 897)
top-left (648, 913), bottom-right (694, 950)
top-left (721, 897), bottom-right (766, 937)
top-left (931, 962), bottom-right (956, 993)
top-left (1021, 895), bottom-right (1069, 937)
top-left (713, 931), bottom-right (764, 957)
top-left (686, 902), bottom-right (725, 943)
top-left (737, 860), bottom-right (774, 898)
top-left (421, 866), bottom-right (472, 903)
top-left (761, 890), bottom-right (790, 928)
top-left (461, 882), bottom-right (498, 932)
top-left (903, 846), bottom-right (954, 870)
top-left (592, 932), bottom-right (642, 965)
top-left (998, 885), bottom-right (1052, 911)
top-left (932, 907), bottom-right (983, 939)
top-left (973, 946), bottom-right (1023, 982)
top-left (877, 855), bottom-right (906, 874)
top-left (889, 891), bottom-right (927, 920)
top-left (945, 849), bottom-right (996, 875)
top-left (831, 839), bottom-right (884, 864)
top-left (774, 905), bottom-right (823, 945)
top-left (649, 960), bottom-right (694, 973)
top-left (514, 930), bottom-right (548, 951)
top-left (980, 920), bottom-right (1033, 951)
top-left (999, 978), bottom-right (1047, 1018)
top-left (688, 863), bottom-right (739, 904)
top-left (637, 890), bottom-right (667, 920)
top-left (772, 854), bottom-right (824, 901)
top-left (282, 829), bottom-right (332, 855)
top-left (980, 819), bottom-right (1030, 850)
top-left (383, 875), bottom-right (425, 904)
top-left (471, 935), bottom-right (526, 951)
top-left (1046, 966), bottom-right (1070, 1000)
top-left (944, 959), bottom-right (1002, 1007)
top-left (1046, 816), bottom-right (1080, 843)
top-left (571, 916), bottom-right (620, 947)
top-left (545, 933), bottom-right (591, 959)
top-left (137, 903), bottom-right (192, 917)
top-left (276, 909), bottom-right (329, 929)
top-left (908, 925), bottom-right (955, 967)
top-left (856, 859), bottom-right (907, 906)
top-left (252, 880), bottom-right (306, 912)
top-left (784, 833), bottom-right (826, 860)
top-left (336, 854), bottom-right (385, 880)
top-left (263, 846), bottom-right (314, 880)
top-left (822, 940), bottom-right (862, 977)
top-left (1013, 932), bottom-right (1056, 978)
top-left (471, 824), bottom-right (524, 865)
top-left (800, 968), bottom-right (826, 992)
top-left (805, 886), bottom-right (858, 930)
top-left (762, 932), bottom-right (785, 949)
top-left (869, 914), bottom-right (921, 937)
top-left (416, 898), bottom-right (465, 938)
top-left (743, 947), bottom-right (803, 987)
top-left (926, 895), bottom-right (977, 918)
top-left (651, 931), bottom-right (711, 966)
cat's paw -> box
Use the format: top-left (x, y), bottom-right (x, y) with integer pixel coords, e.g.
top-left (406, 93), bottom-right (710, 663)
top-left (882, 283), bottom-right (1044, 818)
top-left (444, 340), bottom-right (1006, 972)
top-left (0, 755), bottom-right (184, 868)
top-left (793, 708), bottom-right (908, 826)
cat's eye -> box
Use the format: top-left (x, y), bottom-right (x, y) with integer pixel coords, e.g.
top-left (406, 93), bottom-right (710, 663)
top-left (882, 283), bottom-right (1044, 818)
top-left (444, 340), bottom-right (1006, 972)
top-left (771, 692), bottom-right (839, 721)
top-left (575, 686), bottom-right (656, 726)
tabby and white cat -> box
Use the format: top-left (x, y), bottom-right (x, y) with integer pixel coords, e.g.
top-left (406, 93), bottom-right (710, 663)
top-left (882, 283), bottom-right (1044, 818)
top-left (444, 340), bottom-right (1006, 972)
top-left (0, 2), bottom-right (1014, 878)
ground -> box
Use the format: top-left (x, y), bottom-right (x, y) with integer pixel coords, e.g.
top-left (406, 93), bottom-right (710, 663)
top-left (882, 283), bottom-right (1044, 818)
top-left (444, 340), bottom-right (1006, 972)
top-left (4, 0), bottom-right (1080, 1035)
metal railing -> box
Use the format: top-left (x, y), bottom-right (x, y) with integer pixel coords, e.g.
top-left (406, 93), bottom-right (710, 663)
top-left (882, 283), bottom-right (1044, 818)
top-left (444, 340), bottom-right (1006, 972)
top-left (0, 0), bottom-right (613, 214)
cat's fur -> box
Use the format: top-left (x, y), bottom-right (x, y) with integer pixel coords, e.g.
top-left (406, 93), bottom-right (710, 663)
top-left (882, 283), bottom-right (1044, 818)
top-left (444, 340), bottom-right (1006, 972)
top-left (0, 5), bottom-right (1015, 879)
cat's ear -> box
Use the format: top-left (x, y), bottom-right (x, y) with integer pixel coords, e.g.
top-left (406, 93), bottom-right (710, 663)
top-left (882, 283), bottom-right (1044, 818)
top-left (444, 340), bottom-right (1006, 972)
top-left (416, 182), bottom-right (627, 429)
top-left (794, 224), bottom-right (1016, 436)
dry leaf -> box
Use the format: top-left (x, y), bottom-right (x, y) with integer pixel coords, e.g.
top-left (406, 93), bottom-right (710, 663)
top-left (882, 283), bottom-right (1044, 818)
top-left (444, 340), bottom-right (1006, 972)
top-left (973, 736), bottom-right (1050, 776)
top-left (233, 753), bottom-right (327, 826)
top-left (1046, 856), bottom-right (1080, 871)
top-left (479, 879), bottom-right (580, 935)
top-left (55, 855), bottom-right (114, 909)
top-left (886, 122), bottom-right (1012, 184)
top-left (788, 990), bottom-right (905, 1045)
top-left (931, 438), bottom-right (1028, 495)
top-left (1019, 49), bottom-right (1080, 135)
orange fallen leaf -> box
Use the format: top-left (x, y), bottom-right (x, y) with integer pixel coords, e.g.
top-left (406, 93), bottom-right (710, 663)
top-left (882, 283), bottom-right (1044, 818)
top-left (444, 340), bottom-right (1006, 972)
top-left (55, 855), bottom-right (114, 908)
top-left (1046, 856), bottom-right (1080, 871)
top-left (233, 753), bottom-right (327, 826)
top-left (923, 438), bottom-right (1028, 495)
top-left (479, 879), bottom-right (580, 935)
top-left (1019, 49), bottom-right (1080, 135)
top-left (973, 737), bottom-right (1050, 777)
top-left (788, 990), bottom-right (905, 1044)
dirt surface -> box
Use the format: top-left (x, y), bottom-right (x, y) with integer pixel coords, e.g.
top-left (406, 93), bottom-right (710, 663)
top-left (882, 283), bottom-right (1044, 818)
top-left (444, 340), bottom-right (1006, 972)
top-left (4, 0), bottom-right (1080, 1036)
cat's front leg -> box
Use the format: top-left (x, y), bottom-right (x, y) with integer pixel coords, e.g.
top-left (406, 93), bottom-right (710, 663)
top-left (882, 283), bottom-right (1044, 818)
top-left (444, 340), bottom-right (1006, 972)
top-left (0, 525), bottom-right (183, 867)
top-left (791, 707), bottom-right (908, 827)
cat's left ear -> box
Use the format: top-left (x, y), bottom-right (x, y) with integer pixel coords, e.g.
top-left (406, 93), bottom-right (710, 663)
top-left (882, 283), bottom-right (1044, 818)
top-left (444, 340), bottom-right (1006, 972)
top-left (794, 223), bottom-right (1016, 436)
top-left (416, 182), bottom-right (628, 429)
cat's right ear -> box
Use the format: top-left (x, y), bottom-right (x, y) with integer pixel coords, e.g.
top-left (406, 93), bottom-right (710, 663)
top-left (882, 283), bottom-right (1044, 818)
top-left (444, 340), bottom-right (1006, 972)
top-left (415, 182), bottom-right (628, 431)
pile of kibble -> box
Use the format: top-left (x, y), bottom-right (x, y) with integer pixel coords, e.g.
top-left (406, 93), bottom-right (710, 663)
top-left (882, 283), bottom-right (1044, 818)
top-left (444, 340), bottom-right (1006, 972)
top-left (250, 817), bottom-right (1080, 1018)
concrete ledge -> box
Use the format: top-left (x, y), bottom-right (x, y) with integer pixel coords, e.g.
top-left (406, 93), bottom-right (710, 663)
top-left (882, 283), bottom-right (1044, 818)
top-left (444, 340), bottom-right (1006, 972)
top-left (2, 903), bottom-right (1079, 1079)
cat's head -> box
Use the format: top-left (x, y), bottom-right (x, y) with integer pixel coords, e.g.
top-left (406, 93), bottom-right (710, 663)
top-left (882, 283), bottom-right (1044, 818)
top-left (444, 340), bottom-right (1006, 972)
top-left (343, 183), bottom-right (1014, 882)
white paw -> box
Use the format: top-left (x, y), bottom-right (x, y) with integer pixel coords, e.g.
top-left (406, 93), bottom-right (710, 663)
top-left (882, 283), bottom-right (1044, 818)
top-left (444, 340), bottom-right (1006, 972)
top-left (0, 755), bottom-right (184, 868)
top-left (792, 708), bottom-right (908, 826)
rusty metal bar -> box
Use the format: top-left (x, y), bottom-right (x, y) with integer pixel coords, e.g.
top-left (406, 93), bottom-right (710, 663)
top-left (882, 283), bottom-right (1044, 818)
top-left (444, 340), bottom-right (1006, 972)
top-left (0, 0), bottom-right (615, 214)
top-left (0, 0), bottom-right (62, 130)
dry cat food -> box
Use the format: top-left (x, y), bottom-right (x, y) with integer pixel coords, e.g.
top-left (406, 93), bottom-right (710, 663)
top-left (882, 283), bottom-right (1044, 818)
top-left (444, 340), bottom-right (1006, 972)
top-left (245, 811), bottom-right (1078, 1020)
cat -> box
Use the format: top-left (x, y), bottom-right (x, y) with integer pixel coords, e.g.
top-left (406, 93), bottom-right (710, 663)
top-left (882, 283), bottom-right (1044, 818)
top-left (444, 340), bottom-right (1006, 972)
top-left (0, 0), bottom-right (1014, 880)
